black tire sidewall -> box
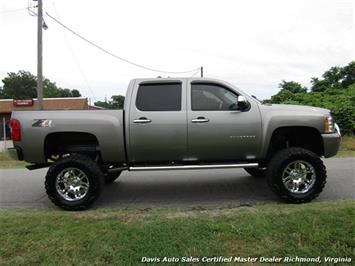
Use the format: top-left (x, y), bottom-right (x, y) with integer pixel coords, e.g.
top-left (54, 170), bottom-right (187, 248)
top-left (268, 148), bottom-right (326, 202)
top-left (45, 155), bottom-right (103, 210)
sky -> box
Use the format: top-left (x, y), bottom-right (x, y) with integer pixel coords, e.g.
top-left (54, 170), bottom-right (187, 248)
top-left (0, 0), bottom-right (354, 103)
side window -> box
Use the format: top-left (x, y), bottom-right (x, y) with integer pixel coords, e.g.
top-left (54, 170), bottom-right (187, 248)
top-left (191, 83), bottom-right (238, 111)
top-left (136, 83), bottom-right (182, 111)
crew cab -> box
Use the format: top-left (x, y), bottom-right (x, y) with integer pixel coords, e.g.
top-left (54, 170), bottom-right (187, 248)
top-left (9, 78), bottom-right (341, 210)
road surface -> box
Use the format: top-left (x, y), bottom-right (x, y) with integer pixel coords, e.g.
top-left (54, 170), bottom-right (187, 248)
top-left (0, 157), bottom-right (354, 209)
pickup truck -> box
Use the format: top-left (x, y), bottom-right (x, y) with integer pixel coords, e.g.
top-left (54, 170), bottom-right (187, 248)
top-left (9, 77), bottom-right (341, 210)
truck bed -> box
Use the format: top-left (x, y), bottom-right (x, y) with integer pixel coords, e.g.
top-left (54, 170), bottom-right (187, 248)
top-left (11, 110), bottom-right (126, 163)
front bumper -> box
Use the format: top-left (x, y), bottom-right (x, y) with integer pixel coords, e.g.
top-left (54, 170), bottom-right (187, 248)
top-left (7, 147), bottom-right (24, 161)
top-left (322, 133), bottom-right (341, 158)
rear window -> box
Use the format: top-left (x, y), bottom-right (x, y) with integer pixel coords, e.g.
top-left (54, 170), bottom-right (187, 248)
top-left (136, 83), bottom-right (182, 111)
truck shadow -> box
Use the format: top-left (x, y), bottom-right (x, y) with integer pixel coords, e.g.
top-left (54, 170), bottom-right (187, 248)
top-left (94, 169), bottom-right (278, 208)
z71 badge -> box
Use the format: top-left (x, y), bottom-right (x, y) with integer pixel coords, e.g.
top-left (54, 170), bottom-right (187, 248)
top-left (32, 119), bottom-right (52, 127)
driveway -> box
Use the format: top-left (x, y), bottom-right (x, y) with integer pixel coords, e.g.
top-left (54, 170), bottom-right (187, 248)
top-left (0, 157), bottom-right (354, 209)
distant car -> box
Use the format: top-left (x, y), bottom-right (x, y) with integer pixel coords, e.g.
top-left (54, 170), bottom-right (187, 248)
top-left (9, 77), bottom-right (341, 210)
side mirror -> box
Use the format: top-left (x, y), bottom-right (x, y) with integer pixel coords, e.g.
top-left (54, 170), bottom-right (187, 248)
top-left (237, 96), bottom-right (250, 111)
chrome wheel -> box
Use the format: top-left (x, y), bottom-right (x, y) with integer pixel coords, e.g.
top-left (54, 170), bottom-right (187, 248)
top-left (282, 160), bottom-right (316, 194)
top-left (55, 168), bottom-right (90, 201)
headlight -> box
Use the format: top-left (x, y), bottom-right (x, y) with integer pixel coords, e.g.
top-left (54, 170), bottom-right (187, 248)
top-left (324, 113), bottom-right (335, 133)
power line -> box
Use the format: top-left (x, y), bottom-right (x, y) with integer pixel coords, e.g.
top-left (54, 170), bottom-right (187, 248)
top-left (52, 4), bottom-right (97, 102)
top-left (46, 12), bottom-right (201, 75)
top-left (0, 7), bottom-right (27, 14)
top-left (27, 0), bottom-right (37, 16)
top-left (190, 69), bottom-right (201, 77)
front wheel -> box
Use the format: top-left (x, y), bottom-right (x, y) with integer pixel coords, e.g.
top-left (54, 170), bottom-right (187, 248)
top-left (45, 154), bottom-right (104, 211)
top-left (267, 147), bottom-right (327, 203)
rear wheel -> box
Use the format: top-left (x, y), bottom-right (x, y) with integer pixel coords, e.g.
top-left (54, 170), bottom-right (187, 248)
top-left (45, 154), bottom-right (104, 210)
top-left (244, 167), bottom-right (267, 178)
top-left (267, 147), bottom-right (326, 203)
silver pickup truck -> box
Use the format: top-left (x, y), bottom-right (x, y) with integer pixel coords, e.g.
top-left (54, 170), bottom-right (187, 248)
top-left (9, 78), bottom-right (341, 210)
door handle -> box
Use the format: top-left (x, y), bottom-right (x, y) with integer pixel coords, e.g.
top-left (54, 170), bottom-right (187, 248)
top-left (133, 117), bottom-right (151, 124)
top-left (191, 117), bottom-right (210, 123)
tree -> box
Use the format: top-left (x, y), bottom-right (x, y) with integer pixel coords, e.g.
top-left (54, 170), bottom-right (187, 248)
top-left (278, 80), bottom-right (307, 94)
top-left (94, 95), bottom-right (125, 109)
top-left (310, 77), bottom-right (330, 92)
top-left (269, 80), bottom-right (307, 103)
top-left (0, 70), bottom-right (82, 99)
top-left (270, 89), bottom-right (296, 104)
top-left (110, 95), bottom-right (125, 109)
top-left (341, 61), bottom-right (355, 87)
top-left (322, 66), bottom-right (343, 86)
top-left (71, 89), bottom-right (81, 97)
top-left (267, 62), bottom-right (355, 134)
top-left (93, 100), bottom-right (111, 109)
top-left (1, 71), bottom-right (37, 99)
top-left (310, 61), bottom-right (355, 92)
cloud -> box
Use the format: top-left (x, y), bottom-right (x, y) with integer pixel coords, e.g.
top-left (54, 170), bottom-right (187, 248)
top-left (0, 0), bottom-right (353, 100)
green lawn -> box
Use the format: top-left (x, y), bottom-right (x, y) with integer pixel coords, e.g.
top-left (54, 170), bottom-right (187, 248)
top-left (0, 200), bottom-right (354, 265)
top-left (0, 151), bottom-right (28, 168)
top-left (337, 135), bottom-right (355, 157)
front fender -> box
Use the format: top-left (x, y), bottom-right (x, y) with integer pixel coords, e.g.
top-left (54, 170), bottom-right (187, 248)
top-left (259, 106), bottom-right (326, 158)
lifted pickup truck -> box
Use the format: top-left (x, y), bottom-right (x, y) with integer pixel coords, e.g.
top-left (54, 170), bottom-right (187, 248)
top-left (9, 78), bottom-right (341, 210)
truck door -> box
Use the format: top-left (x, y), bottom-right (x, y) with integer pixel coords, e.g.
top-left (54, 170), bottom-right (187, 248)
top-left (187, 81), bottom-right (262, 161)
top-left (128, 80), bottom-right (187, 163)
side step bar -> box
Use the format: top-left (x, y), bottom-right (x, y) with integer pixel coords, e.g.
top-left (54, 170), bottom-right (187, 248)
top-left (129, 163), bottom-right (258, 171)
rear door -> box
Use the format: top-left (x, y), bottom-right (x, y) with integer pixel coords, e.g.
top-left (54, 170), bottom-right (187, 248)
top-left (128, 79), bottom-right (187, 163)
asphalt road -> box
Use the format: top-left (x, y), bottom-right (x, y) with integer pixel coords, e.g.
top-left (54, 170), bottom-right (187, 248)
top-left (0, 158), bottom-right (354, 209)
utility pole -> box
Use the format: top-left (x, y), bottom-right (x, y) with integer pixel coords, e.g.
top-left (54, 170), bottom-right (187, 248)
top-left (37, 0), bottom-right (44, 110)
top-left (200, 66), bottom-right (204, 77)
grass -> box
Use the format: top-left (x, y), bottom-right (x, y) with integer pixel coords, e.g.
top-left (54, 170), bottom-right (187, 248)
top-left (0, 151), bottom-right (28, 168)
top-left (337, 135), bottom-right (355, 157)
top-left (0, 200), bottom-right (354, 265)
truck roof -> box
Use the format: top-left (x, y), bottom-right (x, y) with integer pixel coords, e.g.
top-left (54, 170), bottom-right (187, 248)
top-left (130, 77), bottom-right (247, 96)
top-left (131, 77), bottom-right (234, 84)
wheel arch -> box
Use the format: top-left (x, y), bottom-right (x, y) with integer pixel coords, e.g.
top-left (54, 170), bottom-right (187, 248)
top-left (44, 131), bottom-right (100, 161)
top-left (264, 126), bottom-right (324, 159)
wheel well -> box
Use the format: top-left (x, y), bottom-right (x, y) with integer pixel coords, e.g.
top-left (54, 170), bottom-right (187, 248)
top-left (44, 132), bottom-right (100, 161)
top-left (267, 127), bottom-right (324, 159)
